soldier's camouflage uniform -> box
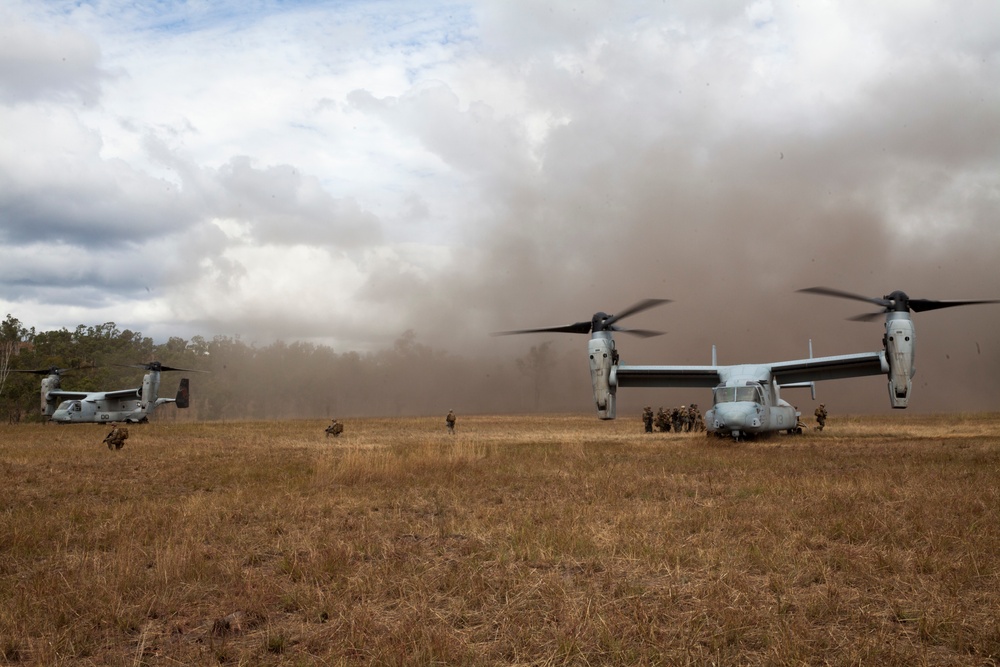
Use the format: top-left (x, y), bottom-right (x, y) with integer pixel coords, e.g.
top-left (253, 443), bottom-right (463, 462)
top-left (655, 407), bottom-right (670, 432)
top-left (814, 404), bottom-right (828, 431)
top-left (690, 404), bottom-right (705, 431)
top-left (670, 407), bottom-right (683, 433)
top-left (679, 406), bottom-right (691, 432)
top-left (104, 424), bottom-right (129, 450)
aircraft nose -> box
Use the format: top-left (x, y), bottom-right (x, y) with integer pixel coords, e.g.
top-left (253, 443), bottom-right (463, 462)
top-left (712, 403), bottom-right (761, 431)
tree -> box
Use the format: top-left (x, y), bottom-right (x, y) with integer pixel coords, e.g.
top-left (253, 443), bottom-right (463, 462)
top-left (0, 314), bottom-right (31, 421)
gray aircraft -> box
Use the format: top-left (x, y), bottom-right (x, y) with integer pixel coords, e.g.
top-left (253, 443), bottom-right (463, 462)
top-left (496, 289), bottom-right (999, 440)
top-left (15, 362), bottom-right (199, 423)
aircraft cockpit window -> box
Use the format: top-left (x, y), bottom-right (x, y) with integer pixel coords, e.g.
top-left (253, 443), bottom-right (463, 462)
top-left (714, 386), bottom-right (763, 404)
top-left (714, 387), bottom-right (736, 403)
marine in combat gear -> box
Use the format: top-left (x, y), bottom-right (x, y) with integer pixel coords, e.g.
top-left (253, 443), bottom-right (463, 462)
top-left (104, 422), bottom-right (129, 450)
top-left (642, 406), bottom-right (654, 433)
top-left (325, 419), bottom-right (344, 437)
top-left (446, 410), bottom-right (456, 434)
top-left (690, 404), bottom-right (705, 432)
top-left (814, 404), bottom-right (828, 431)
top-left (655, 407), bottom-right (670, 432)
top-left (679, 405), bottom-right (691, 432)
top-left (670, 407), bottom-right (683, 432)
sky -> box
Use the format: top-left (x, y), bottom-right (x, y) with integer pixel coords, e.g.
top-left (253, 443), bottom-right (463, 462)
top-left (2, 0), bottom-right (999, 413)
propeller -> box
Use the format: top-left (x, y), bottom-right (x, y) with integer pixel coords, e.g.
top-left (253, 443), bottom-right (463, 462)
top-left (11, 364), bottom-right (96, 376)
top-left (11, 366), bottom-right (75, 376)
top-left (493, 298), bottom-right (671, 338)
top-left (799, 287), bottom-right (1000, 322)
top-left (115, 361), bottom-right (209, 373)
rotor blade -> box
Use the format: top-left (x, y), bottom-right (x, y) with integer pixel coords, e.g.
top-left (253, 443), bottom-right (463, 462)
top-left (908, 298), bottom-right (1000, 313)
top-left (114, 362), bottom-right (209, 373)
top-left (846, 312), bottom-right (886, 323)
top-left (612, 327), bottom-right (665, 338)
top-left (604, 299), bottom-right (672, 327)
top-left (491, 321), bottom-right (593, 336)
top-left (10, 365), bottom-right (94, 375)
top-left (797, 287), bottom-right (890, 308)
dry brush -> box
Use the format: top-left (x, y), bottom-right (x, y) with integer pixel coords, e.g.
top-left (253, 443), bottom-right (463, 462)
top-left (1, 413), bottom-right (998, 665)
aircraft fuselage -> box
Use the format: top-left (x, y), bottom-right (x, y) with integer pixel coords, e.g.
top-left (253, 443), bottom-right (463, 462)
top-left (704, 367), bottom-right (798, 439)
top-left (51, 396), bottom-right (148, 423)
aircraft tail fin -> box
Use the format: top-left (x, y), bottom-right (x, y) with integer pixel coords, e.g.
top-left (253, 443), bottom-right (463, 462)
top-left (175, 378), bottom-right (190, 409)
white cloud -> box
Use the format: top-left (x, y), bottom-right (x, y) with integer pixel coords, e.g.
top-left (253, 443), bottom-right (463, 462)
top-left (0, 10), bottom-right (105, 104)
top-left (0, 0), bottom-right (996, 410)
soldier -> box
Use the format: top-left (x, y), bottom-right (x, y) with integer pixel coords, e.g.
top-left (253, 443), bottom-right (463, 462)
top-left (642, 406), bottom-right (654, 433)
top-left (446, 410), bottom-right (456, 434)
top-left (670, 407), bottom-right (683, 433)
top-left (325, 419), bottom-right (344, 437)
top-left (679, 405), bottom-right (691, 432)
top-left (814, 404), bottom-right (828, 431)
top-left (655, 407), bottom-right (670, 432)
top-left (690, 403), bottom-right (705, 431)
top-left (103, 422), bottom-right (129, 450)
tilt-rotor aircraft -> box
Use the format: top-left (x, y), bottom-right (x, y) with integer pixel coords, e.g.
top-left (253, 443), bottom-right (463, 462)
top-left (14, 362), bottom-right (198, 424)
top-left (497, 289), bottom-right (999, 440)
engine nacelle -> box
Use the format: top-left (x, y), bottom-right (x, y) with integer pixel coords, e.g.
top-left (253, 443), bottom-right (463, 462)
top-left (40, 374), bottom-right (60, 416)
top-left (588, 335), bottom-right (617, 419)
top-left (141, 371), bottom-right (160, 410)
top-left (884, 313), bottom-right (915, 408)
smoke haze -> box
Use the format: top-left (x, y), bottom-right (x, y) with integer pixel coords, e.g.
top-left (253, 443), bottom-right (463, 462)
top-left (1, 1), bottom-right (998, 417)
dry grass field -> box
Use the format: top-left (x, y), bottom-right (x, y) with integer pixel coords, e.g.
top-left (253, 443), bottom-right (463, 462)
top-left (1, 413), bottom-right (999, 666)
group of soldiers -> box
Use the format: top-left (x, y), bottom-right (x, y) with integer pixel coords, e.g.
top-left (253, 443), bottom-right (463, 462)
top-left (643, 403), bottom-right (830, 434)
top-left (796, 404), bottom-right (829, 432)
top-left (103, 404), bottom-right (825, 449)
top-left (322, 410), bottom-right (458, 438)
top-left (642, 404), bottom-right (705, 433)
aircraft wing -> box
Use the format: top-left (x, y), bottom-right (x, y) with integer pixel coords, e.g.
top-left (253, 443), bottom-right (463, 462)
top-left (101, 388), bottom-right (142, 400)
top-left (46, 390), bottom-right (92, 401)
top-left (770, 351), bottom-right (886, 385)
top-left (614, 365), bottom-right (722, 388)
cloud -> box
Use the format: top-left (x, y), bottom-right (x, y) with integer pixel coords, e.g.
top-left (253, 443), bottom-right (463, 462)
top-left (0, 0), bottom-right (998, 414)
top-left (0, 12), bottom-right (105, 104)
top-left (0, 108), bottom-right (192, 247)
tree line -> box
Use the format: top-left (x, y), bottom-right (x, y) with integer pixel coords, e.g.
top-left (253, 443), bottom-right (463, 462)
top-left (0, 315), bottom-right (586, 422)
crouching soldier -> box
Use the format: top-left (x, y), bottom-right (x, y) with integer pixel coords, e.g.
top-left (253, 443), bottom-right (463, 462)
top-left (325, 419), bottom-right (344, 437)
top-left (104, 422), bottom-right (129, 450)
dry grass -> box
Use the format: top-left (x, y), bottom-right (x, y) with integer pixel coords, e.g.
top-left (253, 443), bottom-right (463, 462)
top-left (1, 413), bottom-right (999, 666)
